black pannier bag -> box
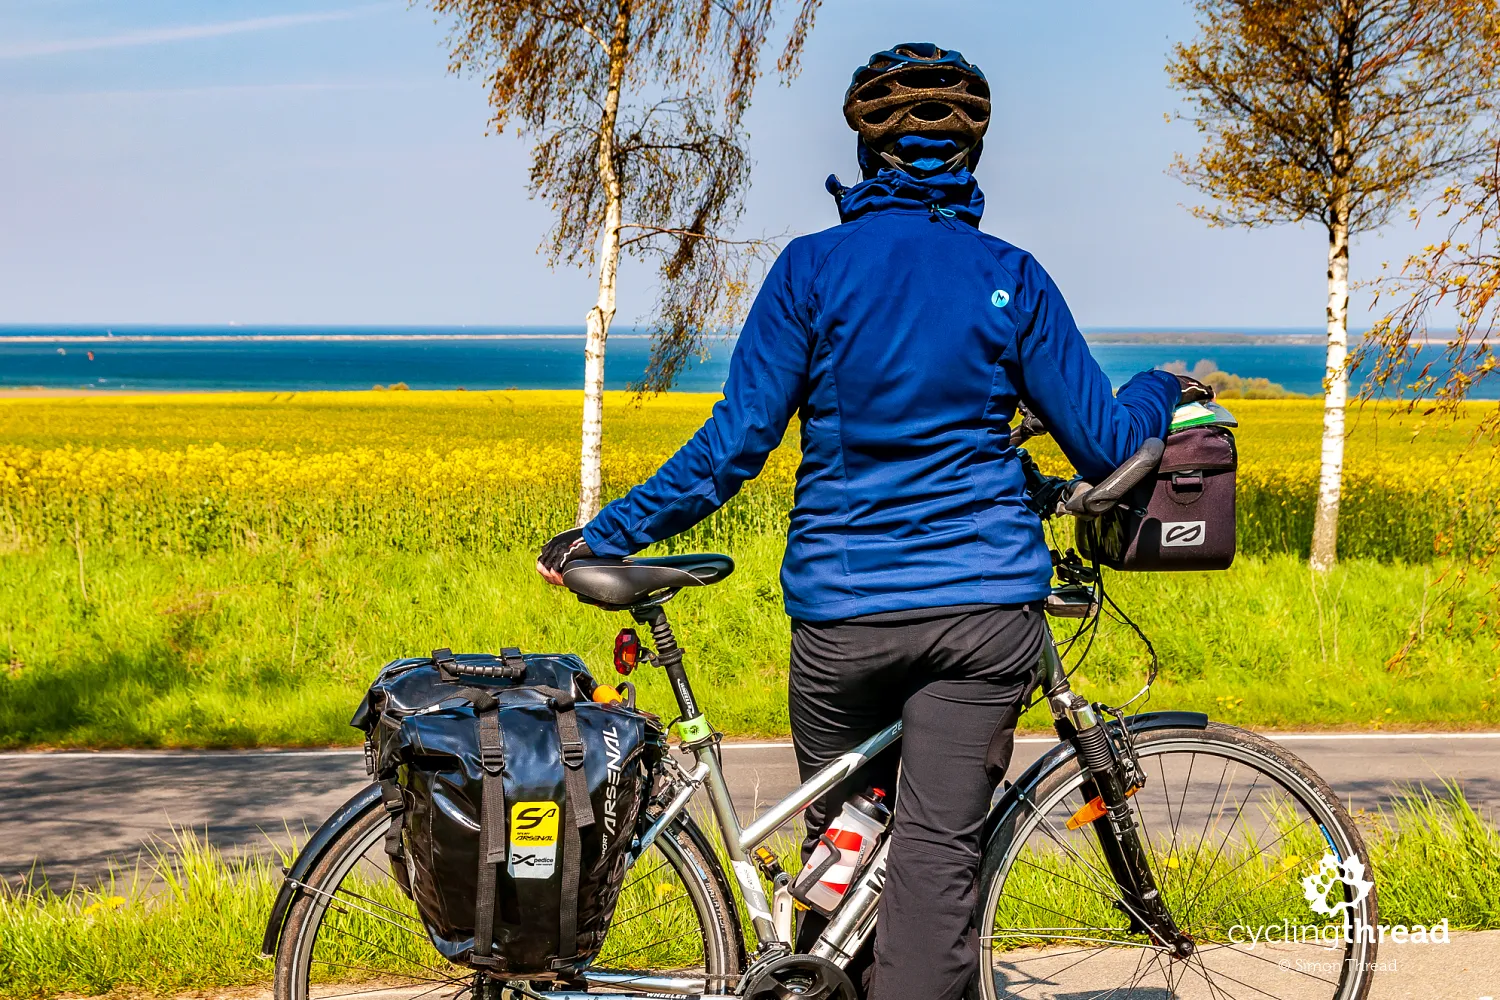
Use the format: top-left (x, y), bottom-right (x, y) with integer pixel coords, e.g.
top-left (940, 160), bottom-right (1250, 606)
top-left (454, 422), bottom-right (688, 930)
top-left (1075, 423), bottom-right (1237, 571)
top-left (351, 647), bottom-right (664, 977)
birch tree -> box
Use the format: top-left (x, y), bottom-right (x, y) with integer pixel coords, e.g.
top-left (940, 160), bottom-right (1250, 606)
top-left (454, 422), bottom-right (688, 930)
top-left (1167, 0), bottom-right (1497, 571)
top-left (430, 0), bottom-right (822, 523)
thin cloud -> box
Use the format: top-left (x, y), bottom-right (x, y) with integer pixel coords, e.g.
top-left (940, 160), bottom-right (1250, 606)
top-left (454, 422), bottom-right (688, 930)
top-left (0, 4), bottom-right (393, 60)
top-left (0, 80), bottom-right (431, 102)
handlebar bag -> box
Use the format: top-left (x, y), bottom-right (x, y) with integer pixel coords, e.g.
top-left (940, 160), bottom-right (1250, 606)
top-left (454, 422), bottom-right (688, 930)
top-left (351, 648), bottom-right (665, 978)
top-left (1075, 424), bottom-right (1237, 571)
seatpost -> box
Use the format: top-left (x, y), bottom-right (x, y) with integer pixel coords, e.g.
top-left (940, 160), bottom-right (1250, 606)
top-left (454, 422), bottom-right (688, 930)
top-left (632, 606), bottom-right (707, 740)
top-left (633, 605), bottom-right (782, 950)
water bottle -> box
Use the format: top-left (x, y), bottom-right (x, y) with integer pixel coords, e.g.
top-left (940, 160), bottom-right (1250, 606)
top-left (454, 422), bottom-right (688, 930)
top-left (792, 787), bottom-right (891, 915)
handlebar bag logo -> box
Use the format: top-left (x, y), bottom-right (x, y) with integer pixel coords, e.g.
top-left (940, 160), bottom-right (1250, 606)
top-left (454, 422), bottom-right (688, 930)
top-left (1161, 520), bottom-right (1206, 547)
top-left (509, 801), bottom-right (560, 880)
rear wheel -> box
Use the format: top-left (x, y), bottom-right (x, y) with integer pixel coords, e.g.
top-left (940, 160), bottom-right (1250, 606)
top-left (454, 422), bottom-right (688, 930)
top-left (972, 723), bottom-right (1377, 1000)
top-left (272, 803), bottom-right (742, 1000)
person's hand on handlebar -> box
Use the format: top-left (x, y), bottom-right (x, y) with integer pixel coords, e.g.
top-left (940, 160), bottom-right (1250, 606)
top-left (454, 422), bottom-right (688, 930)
top-left (1008, 403), bottom-right (1049, 447)
top-left (536, 527), bottom-right (594, 586)
top-left (1175, 373), bottom-right (1215, 405)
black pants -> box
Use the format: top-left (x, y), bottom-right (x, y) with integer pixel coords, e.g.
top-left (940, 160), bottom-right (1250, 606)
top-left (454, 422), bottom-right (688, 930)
top-left (789, 606), bottom-right (1045, 1000)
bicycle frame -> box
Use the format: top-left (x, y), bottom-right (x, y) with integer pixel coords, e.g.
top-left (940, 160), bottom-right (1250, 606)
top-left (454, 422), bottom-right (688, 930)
top-left (480, 628), bottom-right (1214, 1000)
top-left (634, 717), bottom-right (902, 953)
top-left (550, 599), bottom-right (1181, 1000)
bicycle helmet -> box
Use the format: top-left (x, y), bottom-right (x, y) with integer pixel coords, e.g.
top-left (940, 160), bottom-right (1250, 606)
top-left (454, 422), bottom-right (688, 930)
top-left (844, 42), bottom-right (990, 176)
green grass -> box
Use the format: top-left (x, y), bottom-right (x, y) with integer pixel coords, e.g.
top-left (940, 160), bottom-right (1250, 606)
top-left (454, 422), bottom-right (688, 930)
top-left (992, 784), bottom-right (1500, 949)
top-left (1, 536), bottom-right (1498, 748)
top-left (2, 788), bottom-right (1493, 998)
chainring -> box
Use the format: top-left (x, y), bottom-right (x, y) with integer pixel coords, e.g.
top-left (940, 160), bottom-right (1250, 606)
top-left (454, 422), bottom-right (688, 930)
top-left (739, 953), bottom-right (857, 1000)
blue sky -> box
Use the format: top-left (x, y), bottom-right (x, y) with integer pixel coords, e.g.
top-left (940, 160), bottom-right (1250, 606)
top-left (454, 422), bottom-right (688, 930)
top-left (0, 1), bottom-right (1437, 328)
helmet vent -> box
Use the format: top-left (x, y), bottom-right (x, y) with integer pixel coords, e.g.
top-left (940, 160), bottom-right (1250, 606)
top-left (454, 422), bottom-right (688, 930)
top-left (900, 67), bottom-right (960, 89)
top-left (910, 102), bottom-right (954, 123)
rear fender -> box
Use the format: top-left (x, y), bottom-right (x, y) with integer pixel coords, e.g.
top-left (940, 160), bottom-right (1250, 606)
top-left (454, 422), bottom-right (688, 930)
top-left (261, 782), bottom-right (384, 957)
top-left (981, 711), bottom-right (1208, 851)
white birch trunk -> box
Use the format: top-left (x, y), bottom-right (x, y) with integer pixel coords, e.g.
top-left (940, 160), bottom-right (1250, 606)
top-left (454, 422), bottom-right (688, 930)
top-left (1310, 215), bottom-right (1350, 573)
top-left (576, 9), bottom-right (630, 526)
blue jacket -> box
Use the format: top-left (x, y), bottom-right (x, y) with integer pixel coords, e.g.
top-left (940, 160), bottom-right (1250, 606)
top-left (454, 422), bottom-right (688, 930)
top-left (583, 168), bottom-right (1179, 621)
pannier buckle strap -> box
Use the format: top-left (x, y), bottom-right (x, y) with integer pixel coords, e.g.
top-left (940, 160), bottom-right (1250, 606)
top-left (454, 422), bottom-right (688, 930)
top-left (559, 739), bottom-right (586, 769)
top-left (478, 710), bottom-right (505, 776)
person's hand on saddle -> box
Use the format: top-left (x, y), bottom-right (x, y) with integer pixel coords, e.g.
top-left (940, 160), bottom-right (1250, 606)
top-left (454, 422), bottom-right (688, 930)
top-left (1174, 373), bottom-right (1216, 405)
top-left (536, 527), bottom-right (594, 586)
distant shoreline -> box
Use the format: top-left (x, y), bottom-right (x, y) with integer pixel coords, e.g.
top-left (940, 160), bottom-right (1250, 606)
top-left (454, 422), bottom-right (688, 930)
top-left (0, 333), bottom-right (655, 344)
top-left (1084, 332), bottom-right (1323, 346)
top-left (0, 330), bottom-right (1463, 347)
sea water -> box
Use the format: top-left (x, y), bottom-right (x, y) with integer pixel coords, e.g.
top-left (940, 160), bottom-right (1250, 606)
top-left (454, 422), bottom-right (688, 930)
top-left (0, 326), bottom-right (1486, 398)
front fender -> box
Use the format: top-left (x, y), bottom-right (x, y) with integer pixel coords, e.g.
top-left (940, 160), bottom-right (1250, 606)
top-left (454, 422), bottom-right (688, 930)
top-left (980, 710), bottom-right (1207, 850)
top-left (261, 782), bottom-right (384, 957)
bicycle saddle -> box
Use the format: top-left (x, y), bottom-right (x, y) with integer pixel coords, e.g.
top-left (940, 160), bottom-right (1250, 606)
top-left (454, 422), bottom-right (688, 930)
top-left (562, 553), bottom-right (735, 609)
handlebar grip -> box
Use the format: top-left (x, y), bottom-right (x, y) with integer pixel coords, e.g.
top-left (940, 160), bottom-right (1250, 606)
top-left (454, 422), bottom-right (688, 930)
top-left (1064, 438), bottom-right (1165, 517)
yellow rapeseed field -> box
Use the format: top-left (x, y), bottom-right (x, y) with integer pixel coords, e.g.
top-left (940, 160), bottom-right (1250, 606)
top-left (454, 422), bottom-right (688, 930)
top-left (1, 391), bottom-right (1496, 560)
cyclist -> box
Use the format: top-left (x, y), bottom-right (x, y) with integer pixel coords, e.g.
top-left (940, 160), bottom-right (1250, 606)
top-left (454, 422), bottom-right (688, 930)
top-left (539, 43), bottom-right (1204, 1000)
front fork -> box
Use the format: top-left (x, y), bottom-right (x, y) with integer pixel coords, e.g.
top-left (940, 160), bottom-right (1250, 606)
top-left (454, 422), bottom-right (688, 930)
top-left (1042, 644), bottom-right (1193, 957)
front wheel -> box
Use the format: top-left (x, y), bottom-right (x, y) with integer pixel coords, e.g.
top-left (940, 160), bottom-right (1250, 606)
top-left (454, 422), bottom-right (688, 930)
top-left (272, 803), bottom-right (743, 1000)
top-left (971, 723), bottom-right (1377, 1000)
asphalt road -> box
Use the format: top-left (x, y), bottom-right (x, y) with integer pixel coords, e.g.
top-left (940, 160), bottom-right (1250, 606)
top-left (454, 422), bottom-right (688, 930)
top-left (3, 732), bottom-right (1498, 890)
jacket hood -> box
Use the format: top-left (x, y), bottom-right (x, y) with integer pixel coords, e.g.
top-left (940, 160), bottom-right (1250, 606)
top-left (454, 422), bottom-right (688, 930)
top-left (824, 167), bottom-right (985, 227)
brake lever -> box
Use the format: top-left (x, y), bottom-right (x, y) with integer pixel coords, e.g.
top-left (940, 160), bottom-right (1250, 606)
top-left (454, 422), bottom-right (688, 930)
top-left (1060, 480), bottom-right (1093, 519)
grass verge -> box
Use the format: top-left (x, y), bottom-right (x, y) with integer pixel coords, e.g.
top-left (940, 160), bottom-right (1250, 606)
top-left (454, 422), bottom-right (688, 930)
top-left (2, 538), bottom-right (1498, 747)
top-left (1, 788), bottom-right (1494, 998)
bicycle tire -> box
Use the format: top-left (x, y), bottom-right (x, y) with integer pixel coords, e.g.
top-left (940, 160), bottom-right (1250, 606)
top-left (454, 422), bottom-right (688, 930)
top-left (970, 722), bottom-right (1377, 1000)
top-left (272, 804), bottom-right (743, 1000)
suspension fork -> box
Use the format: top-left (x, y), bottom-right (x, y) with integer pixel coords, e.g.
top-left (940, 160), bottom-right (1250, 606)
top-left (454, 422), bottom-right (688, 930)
top-left (1042, 645), bottom-right (1191, 954)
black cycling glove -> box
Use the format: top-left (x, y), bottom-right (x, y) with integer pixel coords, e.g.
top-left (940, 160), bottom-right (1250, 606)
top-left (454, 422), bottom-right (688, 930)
top-left (1175, 373), bottom-right (1215, 405)
top-left (1008, 403), bottom-right (1049, 447)
top-left (536, 526), bottom-right (594, 583)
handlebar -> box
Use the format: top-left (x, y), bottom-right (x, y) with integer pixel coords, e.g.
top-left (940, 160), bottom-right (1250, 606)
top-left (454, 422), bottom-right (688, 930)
top-left (1062, 438), bottom-right (1165, 518)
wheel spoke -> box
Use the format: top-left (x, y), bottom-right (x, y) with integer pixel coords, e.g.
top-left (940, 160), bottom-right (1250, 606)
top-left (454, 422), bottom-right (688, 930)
top-left (980, 735), bottom-right (1369, 1000)
top-left (315, 916), bottom-right (455, 980)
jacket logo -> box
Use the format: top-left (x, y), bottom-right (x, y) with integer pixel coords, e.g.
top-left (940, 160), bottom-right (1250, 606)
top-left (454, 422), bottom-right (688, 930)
top-left (1162, 521), bottom-right (1206, 547)
top-left (991, 289), bottom-right (1011, 308)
